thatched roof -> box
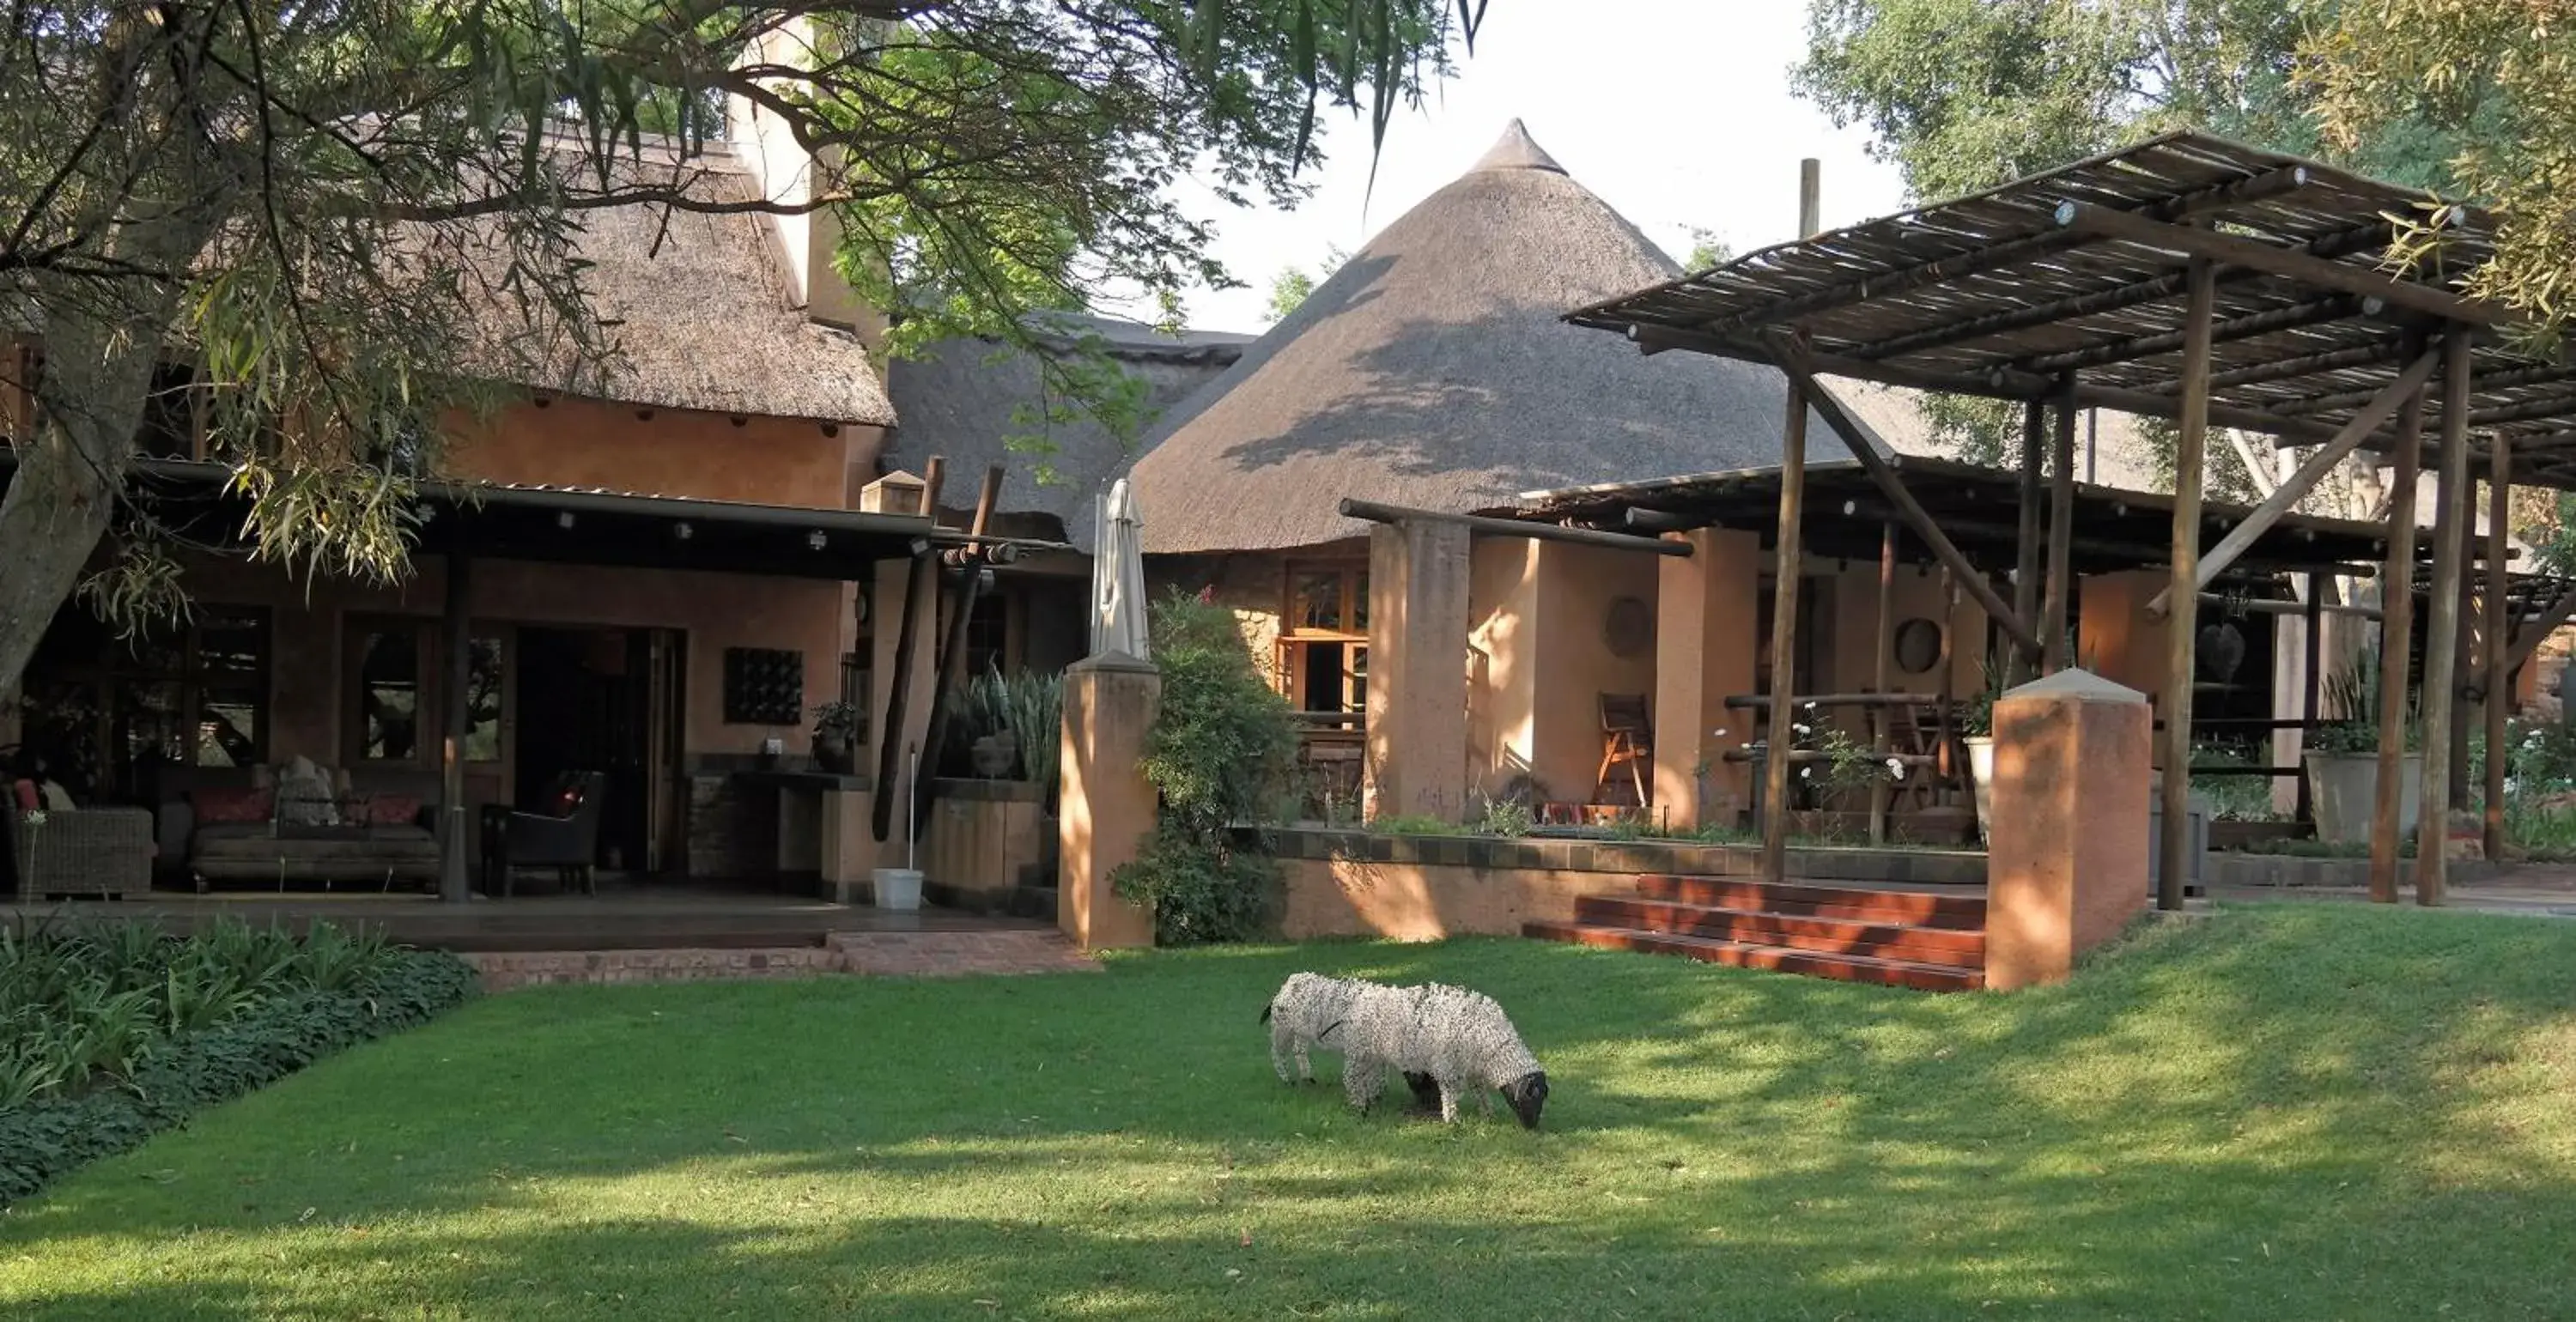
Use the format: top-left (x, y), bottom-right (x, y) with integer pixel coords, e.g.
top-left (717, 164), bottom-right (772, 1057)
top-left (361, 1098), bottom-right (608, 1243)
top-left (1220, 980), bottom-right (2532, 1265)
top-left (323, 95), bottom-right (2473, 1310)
top-left (883, 315), bottom-right (1246, 549)
top-left (1128, 120), bottom-right (1827, 555)
top-left (460, 140), bottom-right (896, 428)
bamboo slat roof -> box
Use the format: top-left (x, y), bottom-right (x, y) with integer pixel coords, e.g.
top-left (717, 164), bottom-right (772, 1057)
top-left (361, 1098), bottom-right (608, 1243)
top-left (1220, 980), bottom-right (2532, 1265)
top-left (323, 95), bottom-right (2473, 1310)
top-left (1516, 453), bottom-right (2389, 579)
top-left (1564, 131), bottom-right (2576, 490)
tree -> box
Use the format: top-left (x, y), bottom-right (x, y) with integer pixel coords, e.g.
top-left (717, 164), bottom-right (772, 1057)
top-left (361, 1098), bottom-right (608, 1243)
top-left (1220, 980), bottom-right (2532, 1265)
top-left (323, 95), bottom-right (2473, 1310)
top-left (1261, 241), bottom-right (1352, 323)
top-left (1681, 227), bottom-right (1731, 271)
top-left (0, 0), bottom-right (1490, 708)
top-left (1792, 0), bottom-right (2469, 524)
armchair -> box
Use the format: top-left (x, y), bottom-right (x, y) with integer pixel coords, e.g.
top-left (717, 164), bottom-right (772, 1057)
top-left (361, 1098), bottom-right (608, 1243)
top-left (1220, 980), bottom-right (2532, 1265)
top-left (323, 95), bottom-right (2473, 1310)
top-left (480, 772), bottom-right (608, 899)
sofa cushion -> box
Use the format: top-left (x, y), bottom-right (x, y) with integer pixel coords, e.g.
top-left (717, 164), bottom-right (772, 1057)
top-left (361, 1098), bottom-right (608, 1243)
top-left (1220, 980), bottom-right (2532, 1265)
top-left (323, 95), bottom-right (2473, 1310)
top-left (358, 794), bottom-right (424, 828)
top-left (191, 786), bottom-right (274, 825)
top-left (9, 779), bottom-right (33, 813)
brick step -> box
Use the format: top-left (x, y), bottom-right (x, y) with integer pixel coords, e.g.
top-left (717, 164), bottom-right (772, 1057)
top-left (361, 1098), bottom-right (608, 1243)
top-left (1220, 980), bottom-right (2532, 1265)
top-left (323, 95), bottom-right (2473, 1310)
top-left (1574, 894), bottom-right (1986, 965)
top-left (1635, 875), bottom-right (1986, 930)
top-left (1523, 920), bottom-right (1984, 992)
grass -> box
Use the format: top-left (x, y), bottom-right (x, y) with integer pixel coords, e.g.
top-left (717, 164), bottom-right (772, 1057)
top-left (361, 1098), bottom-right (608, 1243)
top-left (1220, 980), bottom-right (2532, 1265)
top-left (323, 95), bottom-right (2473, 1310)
top-left (7, 906), bottom-right (2576, 1319)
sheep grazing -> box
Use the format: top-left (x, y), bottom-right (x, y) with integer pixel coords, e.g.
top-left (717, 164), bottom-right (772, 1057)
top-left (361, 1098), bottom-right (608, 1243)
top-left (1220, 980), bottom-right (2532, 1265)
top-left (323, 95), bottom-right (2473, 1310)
top-left (1338, 981), bottom-right (1550, 1129)
top-left (1261, 972), bottom-right (1370, 1085)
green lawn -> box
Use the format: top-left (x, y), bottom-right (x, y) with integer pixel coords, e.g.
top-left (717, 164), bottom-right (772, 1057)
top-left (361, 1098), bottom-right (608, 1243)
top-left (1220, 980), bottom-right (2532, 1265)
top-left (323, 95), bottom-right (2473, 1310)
top-left (6, 907), bottom-right (2576, 1319)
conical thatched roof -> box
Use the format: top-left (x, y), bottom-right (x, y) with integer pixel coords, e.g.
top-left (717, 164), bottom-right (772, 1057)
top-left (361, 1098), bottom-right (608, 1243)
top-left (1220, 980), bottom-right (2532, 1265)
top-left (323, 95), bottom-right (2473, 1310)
top-left (1128, 120), bottom-right (1807, 554)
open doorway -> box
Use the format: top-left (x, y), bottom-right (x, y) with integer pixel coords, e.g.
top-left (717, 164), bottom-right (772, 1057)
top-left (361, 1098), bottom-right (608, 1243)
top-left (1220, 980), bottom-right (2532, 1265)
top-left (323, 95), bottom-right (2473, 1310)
top-left (512, 627), bottom-right (682, 876)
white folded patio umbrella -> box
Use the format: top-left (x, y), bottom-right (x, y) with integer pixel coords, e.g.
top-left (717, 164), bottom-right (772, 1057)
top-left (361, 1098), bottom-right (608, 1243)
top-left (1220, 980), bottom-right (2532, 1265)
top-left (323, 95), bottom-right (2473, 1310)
top-left (1091, 477), bottom-right (1151, 661)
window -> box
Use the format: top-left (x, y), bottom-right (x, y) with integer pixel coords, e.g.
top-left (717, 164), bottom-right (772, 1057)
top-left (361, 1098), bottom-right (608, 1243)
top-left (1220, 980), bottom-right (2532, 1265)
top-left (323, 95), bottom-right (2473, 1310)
top-left (964, 591), bottom-right (1010, 679)
top-left (17, 605), bottom-right (270, 801)
top-left (464, 638), bottom-right (507, 761)
top-left (355, 628), bottom-right (424, 762)
top-left (1278, 561), bottom-right (1368, 714)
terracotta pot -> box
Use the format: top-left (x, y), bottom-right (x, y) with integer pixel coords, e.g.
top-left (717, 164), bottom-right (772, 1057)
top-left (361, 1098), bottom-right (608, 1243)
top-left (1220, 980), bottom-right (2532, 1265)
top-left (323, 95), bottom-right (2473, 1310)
top-left (814, 731), bottom-right (856, 775)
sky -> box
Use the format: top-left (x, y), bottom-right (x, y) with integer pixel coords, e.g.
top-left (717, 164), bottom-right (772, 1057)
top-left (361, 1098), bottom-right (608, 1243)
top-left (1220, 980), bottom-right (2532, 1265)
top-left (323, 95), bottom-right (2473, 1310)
top-left (1157, 0), bottom-right (1914, 335)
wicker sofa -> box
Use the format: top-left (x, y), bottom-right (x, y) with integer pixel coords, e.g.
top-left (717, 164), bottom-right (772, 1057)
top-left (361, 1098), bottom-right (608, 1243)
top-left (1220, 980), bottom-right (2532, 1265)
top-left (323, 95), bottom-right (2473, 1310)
top-left (156, 763), bottom-right (445, 891)
top-left (7, 791), bottom-right (155, 902)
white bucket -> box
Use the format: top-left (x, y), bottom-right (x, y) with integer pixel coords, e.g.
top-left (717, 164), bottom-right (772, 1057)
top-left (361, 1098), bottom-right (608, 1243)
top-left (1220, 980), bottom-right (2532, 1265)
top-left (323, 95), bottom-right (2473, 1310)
top-left (872, 866), bottom-right (924, 912)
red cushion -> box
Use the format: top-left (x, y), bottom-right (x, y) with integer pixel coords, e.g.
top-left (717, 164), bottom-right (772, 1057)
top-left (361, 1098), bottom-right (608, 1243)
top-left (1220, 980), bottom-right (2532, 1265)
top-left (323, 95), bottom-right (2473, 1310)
top-left (364, 794), bottom-right (423, 828)
top-left (9, 779), bottom-right (35, 814)
top-left (191, 786), bottom-right (274, 825)
top-left (555, 785), bottom-right (585, 816)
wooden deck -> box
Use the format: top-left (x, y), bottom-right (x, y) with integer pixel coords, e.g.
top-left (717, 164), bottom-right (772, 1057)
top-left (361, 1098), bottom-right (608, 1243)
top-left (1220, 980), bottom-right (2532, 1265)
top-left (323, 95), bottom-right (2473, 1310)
top-left (3, 877), bottom-right (1050, 953)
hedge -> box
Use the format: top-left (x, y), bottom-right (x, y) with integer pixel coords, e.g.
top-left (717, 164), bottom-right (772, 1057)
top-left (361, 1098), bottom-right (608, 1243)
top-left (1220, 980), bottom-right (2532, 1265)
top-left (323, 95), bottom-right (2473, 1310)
top-left (0, 948), bottom-right (477, 1208)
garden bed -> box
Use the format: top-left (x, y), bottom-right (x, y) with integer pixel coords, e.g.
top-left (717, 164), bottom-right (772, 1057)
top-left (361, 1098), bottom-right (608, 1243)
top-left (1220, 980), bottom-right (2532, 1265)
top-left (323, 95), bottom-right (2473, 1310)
top-left (0, 920), bottom-right (477, 1207)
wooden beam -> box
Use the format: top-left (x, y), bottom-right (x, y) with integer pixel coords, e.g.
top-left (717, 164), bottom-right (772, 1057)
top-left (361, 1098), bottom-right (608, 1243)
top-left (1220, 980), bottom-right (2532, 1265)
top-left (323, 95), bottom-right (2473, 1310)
top-left (1686, 165), bottom-right (2314, 343)
top-left (2413, 327), bottom-right (2477, 907)
top-left (1628, 324), bottom-right (2354, 446)
top-left (1848, 221), bottom-right (2391, 364)
top-left (2018, 295), bottom-right (2363, 376)
top-left (1870, 521), bottom-right (1896, 845)
top-left (2506, 584), bottom-right (2576, 672)
top-left (872, 458), bottom-right (945, 843)
top-left (2160, 258), bottom-right (2217, 914)
top-left (2043, 374), bottom-right (2077, 670)
top-left (1765, 334), bottom-right (2044, 657)
top-left (2274, 360), bottom-right (2576, 417)
top-left (2368, 382), bottom-right (2426, 903)
top-left (2486, 430), bottom-right (2512, 860)
top-left (914, 464), bottom-right (1008, 828)
top-left (2175, 337), bottom-right (2407, 396)
top-left (2145, 348), bottom-right (2441, 618)
top-left (2013, 399), bottom-right (2044, 686)
top-left (440, 555), bottom-right (473, 904)
top-left (1340, 499), bottom-right (1693, 555)
top-left (2056, 202), bottom-right (2505, 328)
top-left (1761, 359), bottom-right (1810, 886)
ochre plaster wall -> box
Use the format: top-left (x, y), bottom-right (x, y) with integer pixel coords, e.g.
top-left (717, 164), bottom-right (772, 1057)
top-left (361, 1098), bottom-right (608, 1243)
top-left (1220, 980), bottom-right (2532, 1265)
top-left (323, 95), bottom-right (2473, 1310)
top-left (1467, 538), bottom-right (1538, 796)
top-left (1525, 542), bottom-right (1660, 803)
top-left (447, 396), bottom-right (884, 510)
top-left (1277, 856), bottom-right (1599, 940)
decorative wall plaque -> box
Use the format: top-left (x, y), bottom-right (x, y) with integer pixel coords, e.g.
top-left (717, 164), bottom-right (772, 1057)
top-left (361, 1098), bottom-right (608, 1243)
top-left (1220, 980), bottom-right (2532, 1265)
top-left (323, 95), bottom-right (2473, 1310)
top-left (1604, 596), bottom-right (1655, 658)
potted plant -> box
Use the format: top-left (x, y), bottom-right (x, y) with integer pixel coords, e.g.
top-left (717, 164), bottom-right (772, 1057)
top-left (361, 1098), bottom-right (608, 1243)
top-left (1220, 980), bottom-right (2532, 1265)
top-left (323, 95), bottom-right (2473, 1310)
top-left (810, 700), bottom-right (861, 775)
top-left (2303, 648), bottom-right (2421, 844)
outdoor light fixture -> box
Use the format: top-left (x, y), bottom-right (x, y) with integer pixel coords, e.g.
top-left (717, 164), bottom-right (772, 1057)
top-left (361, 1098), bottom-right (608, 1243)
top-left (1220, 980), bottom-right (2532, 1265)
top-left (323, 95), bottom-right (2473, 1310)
top-left (675, 522), bottom-right (694, 541)
top-left (556, 512), bottom-right (575, 530)
top-left (907, 537), bottom-right (931, 556)
top-left (1842, 500), bottom-right (1857, 516)
top-left (807, 531), bottom-right (828, 550)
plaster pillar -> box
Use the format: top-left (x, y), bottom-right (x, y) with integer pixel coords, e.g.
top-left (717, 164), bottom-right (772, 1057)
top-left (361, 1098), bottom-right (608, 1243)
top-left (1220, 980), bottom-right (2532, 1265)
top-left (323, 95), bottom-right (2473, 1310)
top-left (1058, 652), bottom-right (1159, 949)
top-left (1652, 528), bottom-right (1762, 832)
top-left (2075, 569), bottom-right (2166, 702)
top-left (1984, 669), bottom-right (2152, 991)
top-left (1364, 519), bottom-right (1472, 822)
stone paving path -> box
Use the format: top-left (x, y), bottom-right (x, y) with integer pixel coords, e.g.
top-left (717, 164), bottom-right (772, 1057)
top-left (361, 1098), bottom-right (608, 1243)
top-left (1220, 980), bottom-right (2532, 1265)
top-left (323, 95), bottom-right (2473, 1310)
top-left (463, 929), bottom-right (1102, 991)
top-left (2216, 863), bottom-right (2576, 919)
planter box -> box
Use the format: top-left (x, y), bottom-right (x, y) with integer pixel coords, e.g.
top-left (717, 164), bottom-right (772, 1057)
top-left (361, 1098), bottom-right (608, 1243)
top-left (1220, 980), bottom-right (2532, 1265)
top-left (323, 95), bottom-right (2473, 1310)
top-left (2304, 751), bottom-right (2419, 845)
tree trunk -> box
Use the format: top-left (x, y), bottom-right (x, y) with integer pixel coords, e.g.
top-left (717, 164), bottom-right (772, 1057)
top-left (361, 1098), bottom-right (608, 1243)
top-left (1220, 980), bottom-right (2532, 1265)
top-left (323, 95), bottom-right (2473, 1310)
top-left (0, 329), bottom-right (160, 710)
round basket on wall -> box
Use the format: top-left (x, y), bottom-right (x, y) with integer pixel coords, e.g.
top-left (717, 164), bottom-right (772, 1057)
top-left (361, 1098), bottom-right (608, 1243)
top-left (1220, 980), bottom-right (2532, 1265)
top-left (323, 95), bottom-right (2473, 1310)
top-left (1893, 617), bottom-right (1943, 675)
top-left (1604, 596), bottom-right (1655, 658)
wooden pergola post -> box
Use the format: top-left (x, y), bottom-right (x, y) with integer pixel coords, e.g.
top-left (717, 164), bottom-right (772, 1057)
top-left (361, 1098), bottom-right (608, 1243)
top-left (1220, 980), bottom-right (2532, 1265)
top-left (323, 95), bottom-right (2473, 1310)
top-left (2368, 383), bottom-right (2427, 903)
top-left (440, 555), bottom-right (474, 904)
top-left (2414, 327), bottom-right (2477, 907)
top-left (1760, 167), bottom-right (1823, 885)
top-left (1870, 521), bottom-right (1896, 844)
top-left (2298, 569), bottom-right (2324, 825)
top-left (2043, 375), bottom-right (2079, 672)
top-left (1761, 371), bottom-right (1808, 883)
top-left (2012, 399), bottom-right (2045, 687)
top-left (2450, 508), bottom-right (2476, 814)
top-left (2485, 431), bottom-right (2512, 861)
top-left (2158, 259), bottom-right (2218, 913)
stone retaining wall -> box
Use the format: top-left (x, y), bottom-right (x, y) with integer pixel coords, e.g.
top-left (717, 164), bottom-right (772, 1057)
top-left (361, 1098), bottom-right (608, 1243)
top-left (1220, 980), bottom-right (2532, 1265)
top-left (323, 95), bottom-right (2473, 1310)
top-left (464, 929), bottom-right (1099, 991)
top-left (1267, 828), bottom-right (1984, 941)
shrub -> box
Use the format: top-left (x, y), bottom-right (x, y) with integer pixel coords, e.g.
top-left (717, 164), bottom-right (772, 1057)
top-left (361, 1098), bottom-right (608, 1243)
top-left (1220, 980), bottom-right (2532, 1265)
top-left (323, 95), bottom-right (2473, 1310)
top-left (0, 921), bottom-right (476, 1207)
top-left (1112, 588), bottom-right (1300, 944)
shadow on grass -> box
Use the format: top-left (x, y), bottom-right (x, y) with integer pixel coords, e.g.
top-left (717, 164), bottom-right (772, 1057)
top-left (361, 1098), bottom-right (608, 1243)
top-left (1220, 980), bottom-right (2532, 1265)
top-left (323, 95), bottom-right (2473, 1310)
top-left (6, 908), bottom-right (2576, 1319)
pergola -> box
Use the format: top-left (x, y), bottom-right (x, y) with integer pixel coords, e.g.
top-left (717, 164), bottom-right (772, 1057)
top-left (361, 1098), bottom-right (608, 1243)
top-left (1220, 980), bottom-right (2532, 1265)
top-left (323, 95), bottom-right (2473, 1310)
top-left (1564, 130), bottom-right (2576, 909)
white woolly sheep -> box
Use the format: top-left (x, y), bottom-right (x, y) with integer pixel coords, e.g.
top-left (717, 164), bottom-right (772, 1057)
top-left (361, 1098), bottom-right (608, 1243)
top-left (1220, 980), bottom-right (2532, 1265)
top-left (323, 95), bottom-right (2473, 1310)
top-left (1261, 972), bottom-right (1370, 1085)
top-left (1336, 981), bottom-right (1549, 1128)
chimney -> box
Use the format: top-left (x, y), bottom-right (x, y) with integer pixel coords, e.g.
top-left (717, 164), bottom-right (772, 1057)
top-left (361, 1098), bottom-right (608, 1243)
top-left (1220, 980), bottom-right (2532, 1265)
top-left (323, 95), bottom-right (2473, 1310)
top-left (726, 21), bottom-right (889, 361)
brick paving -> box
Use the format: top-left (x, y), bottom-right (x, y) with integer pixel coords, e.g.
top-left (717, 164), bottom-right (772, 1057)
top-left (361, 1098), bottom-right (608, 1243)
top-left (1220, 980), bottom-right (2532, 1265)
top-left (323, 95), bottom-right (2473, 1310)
top-left (464, 929), bottom-right (1101, 991)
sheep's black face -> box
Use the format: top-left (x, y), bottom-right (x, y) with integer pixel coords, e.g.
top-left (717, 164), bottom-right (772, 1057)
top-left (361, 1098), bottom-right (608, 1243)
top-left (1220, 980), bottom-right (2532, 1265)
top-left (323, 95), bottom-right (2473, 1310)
top-left (1501, 1071), bottom-right (1549, 1129)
